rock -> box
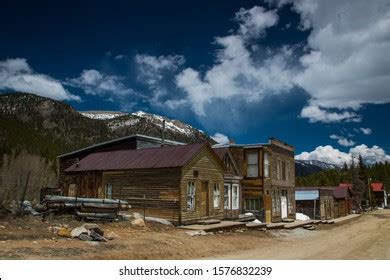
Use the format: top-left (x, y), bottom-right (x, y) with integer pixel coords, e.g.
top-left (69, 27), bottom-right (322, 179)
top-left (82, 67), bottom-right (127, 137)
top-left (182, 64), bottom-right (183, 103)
top-left (218, 230), bottom-right (223, 234)
top-left (145, 217), bottom-right (172, 226)
top-left (90, 227), bottom-right (104, 237)
top-left (85, 241), bottom-right (100, 246)
top-left (70, 226), bottom-right (88, 238)
top-left (185, 230), bottom-right (207, 237)
top-left (199, 230), bottom-right (208, 236)
top-left (131, 218), bottom-right (146, 227)
top-left (32, 241), bottom-right (38, 244)
top-left (79, 233), bottom-right (93, 241)
top-left (57, 228), bottom-right (72, 238)
top-left (82, 223), bottom-right (99, 230)
top-left (0, 225), bottom-right (6, 229)
top-left (106, 231), bottom-right (120, 240)
top-left (90, 230), bottom-right (107, 242)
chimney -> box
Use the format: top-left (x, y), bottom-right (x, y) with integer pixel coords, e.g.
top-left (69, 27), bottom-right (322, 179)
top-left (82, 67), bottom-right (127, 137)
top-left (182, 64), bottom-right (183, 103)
top-left (161, 120), bottom-right (166, 146)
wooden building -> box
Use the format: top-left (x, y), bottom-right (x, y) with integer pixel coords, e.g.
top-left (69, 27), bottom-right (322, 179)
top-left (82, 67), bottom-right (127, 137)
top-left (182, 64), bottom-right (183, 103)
top-left (59, 140), bottom-right (226, 225)
top-left (214, 138), bottom-right (295, 223)
top-left (333, 185), bottom-right (353, 218)
top-left (371, 182), bottom-right (388, 208)
top-left (213, 147), bottom-right (243, 219)
top-left (295, 187), bottom-right (334, 220)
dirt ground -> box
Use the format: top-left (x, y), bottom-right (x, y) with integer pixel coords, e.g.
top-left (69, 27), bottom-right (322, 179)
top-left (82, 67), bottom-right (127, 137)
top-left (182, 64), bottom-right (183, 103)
top-left (0, 209), bottom-right (389, 260)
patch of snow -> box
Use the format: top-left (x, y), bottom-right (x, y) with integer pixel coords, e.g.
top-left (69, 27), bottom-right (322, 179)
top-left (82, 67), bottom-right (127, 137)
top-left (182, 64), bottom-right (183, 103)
top-left (81, 111), bottom-right (126, 120)
top-left (296, 213), bottom-right (310, 221)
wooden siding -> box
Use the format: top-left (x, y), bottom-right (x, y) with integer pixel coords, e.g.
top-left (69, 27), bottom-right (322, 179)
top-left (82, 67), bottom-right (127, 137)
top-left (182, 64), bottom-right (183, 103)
top-left (180, 147), bottom-right (225, 224)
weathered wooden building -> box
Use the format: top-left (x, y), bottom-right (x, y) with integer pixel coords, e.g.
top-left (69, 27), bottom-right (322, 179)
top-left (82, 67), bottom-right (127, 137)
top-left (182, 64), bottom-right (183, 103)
top-left (214, 138), bottom-right (295, 223)
top-left (58, 138), bottom-right (226, 225)
top-left (213, 147), bottom-right (243, 219)
top-left (295, 187), bottom-right (334, 220)
top-left (371, 182), bottom-right (388, 208)
top-left (333, 185), bottom-right (353, 218)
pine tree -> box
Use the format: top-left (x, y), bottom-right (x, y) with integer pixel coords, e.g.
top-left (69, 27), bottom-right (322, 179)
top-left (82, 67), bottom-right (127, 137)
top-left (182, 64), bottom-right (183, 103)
top-left (351, 157), bottom-right (365, 212)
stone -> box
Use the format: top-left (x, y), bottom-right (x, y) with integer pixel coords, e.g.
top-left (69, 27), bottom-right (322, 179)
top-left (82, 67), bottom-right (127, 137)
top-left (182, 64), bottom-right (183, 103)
top-left (106, 231), bottom-right (120, 240)
top-left (82, 223), bottom-right (99, 230)
top-left (85, 241), bottom-right (100, 246)
top-left (70, 226), bottom-right (88, 238)
top-left (0, 225), bottom-right (6, 229)
top-left (90, 230), bottom-right (107, 242)
top-left (57, 228), bottom-right (72, 238)
top-left (79, 233), bottom-right (93, 241)
top-left (90, 227), bottom-right (104, 237)
top-left (32, 241), bottom-right (38, 244)
top-left (132, 212), bottom-right (143, 219)
top-left (131, 218), bottom-right (146, 227)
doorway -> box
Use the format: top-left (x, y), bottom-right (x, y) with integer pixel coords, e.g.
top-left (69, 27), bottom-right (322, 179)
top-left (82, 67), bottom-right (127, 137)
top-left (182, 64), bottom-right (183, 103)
top-left (201, 181), bottom-right (209, 217)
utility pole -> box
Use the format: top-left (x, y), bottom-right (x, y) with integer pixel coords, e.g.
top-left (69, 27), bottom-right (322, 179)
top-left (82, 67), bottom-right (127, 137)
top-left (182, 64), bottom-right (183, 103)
top-left (367, 177), bottom-right (372, 210)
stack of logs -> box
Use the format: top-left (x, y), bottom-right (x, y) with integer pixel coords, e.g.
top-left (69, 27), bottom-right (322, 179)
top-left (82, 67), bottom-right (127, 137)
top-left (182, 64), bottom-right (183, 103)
top-left (43, 195), bottom-right (131, 220)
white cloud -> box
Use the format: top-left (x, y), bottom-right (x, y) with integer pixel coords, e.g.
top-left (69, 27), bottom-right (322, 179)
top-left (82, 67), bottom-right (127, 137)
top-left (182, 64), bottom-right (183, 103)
top-left (114, 54), bottom-right (127, 60)
top-left (67, 69), bottom-right (133, 96)
top-left (211, 133), bottom-right (230, 144)
top-left (329, 134), bottom-right (356, 147)
top-left (0, 58), bottom-right (80, 101)
top-left (235, 6), bottom-right (279, 38)
top-left (285, 0), bottom-right (390, 119)
top-left (175, 6), bottom-right (295, 116)
top-left (300, 104), bottom-right (361, 123)
top-left (295, 144), bottom-right (390, 166)
top-left (360, 127), bottom-right (372, 135)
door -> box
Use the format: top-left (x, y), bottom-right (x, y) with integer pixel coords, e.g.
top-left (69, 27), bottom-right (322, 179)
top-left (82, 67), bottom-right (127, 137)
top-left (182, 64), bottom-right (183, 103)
top-left (68, 183), bottom-right (76, 197)
top-left (201, 182), bottom-right (209, 217)
top-left (281, 196), bottom-right (288, 219)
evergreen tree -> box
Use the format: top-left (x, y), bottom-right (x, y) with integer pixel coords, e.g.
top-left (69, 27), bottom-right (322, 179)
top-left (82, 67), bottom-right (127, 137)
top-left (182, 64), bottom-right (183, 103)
top-left (351, 158), bottom-right (365, 212)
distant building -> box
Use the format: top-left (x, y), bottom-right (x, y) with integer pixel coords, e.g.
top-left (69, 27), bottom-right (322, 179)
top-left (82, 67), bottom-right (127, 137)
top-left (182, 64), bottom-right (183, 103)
top-left (295, 187), bottom-right (334, 220)
top-left (333, 185), bottom-right (353, 217)
top-left (371, 182), bottom-right (387, 208)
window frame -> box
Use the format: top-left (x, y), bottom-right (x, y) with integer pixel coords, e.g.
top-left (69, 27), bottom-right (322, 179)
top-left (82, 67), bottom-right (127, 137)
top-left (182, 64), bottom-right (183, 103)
top-left (246, 151), bottom-right (259, 178)
top-left (213, 183), bottom-right (221, 208)
top-left (264, 152), bottom-right (270, 178)
top-left (186, 181), bottom-right (196, 210)
top-left (224, 184), bottom-right (231, 209)
top-left (232, 184), bottom-right (239, 210)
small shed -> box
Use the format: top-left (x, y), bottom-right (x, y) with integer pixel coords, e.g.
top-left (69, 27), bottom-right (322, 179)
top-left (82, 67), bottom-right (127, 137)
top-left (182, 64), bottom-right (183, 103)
top-left (333, 185), bottom-right (353, 218)
top-left (295, 187), bottom-right (334, 220)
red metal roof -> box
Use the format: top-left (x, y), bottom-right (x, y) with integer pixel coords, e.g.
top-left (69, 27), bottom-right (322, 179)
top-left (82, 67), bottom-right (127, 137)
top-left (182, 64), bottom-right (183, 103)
top-left (65, 143), bottom-right (207, 172)
top-left (371, 182), bottom-right (384, 192)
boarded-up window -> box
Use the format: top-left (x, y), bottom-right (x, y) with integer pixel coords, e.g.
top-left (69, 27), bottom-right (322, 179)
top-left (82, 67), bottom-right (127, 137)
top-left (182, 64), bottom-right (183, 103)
top-left (105, 184), bottom-right (112, 199)
top-left (247, 152), bottom-right (258, 177)
top-left (187, 181), bottom-right (196, 210)
top-left (213, 183), bottom-right (220, 208)
top-left (264, 152), bottom-right (270, 177)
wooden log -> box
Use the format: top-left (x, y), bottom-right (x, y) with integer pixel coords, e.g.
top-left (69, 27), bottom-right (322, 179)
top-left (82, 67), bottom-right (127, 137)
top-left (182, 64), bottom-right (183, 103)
top-left (44, 195), bottom-right (129, 205)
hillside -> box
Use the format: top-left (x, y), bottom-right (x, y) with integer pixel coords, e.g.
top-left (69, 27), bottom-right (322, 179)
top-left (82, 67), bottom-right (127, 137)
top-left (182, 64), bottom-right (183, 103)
top-left (0, 92), bottom-right (214, 163)
top-left (295, 159), bottom-right (339, 177)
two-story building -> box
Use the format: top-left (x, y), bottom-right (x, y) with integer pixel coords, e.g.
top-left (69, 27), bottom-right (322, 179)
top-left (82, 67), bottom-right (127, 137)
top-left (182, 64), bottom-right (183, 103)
top-left (215, 138), bottom-right (295, 223)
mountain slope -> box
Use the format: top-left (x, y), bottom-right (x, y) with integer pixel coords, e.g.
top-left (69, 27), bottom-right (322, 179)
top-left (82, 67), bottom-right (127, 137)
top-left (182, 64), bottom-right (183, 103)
top-left (295, 159), bottom-right (339, 177)
top-left (0, 92), bottom-right (214, 162)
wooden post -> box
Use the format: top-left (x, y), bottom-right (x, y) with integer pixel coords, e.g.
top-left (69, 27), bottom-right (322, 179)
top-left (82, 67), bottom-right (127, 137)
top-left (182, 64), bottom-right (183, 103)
top-left (143, 195), bottom-right (146, 222)
top-left (18, 171), bottom-right (31, 215)
top-left (313, 199), bottom-right (316, 220)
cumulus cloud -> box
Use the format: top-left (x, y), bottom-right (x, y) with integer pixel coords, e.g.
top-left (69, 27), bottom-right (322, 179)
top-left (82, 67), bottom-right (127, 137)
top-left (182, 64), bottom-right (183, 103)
top-left (329, 134), bottom-right (356, 147)
top-left (359, 127), bottom-right (372, 135)
top-left (300, 104), bottom-right (361, 123)
top-left (175, 6), bottom-right (295, 116)
top-left (135, 54), bottom-right (187, 109)
top-left (0, 58), bottom-right (80, 101)
top-left (295, 144), bottom-right (390, 166)
top-left (278, 0), bottom-right (390, 121)
top-left (67, 69), bottom-right (133, 96)
top-left (211, 133), bottom-right (230, 145)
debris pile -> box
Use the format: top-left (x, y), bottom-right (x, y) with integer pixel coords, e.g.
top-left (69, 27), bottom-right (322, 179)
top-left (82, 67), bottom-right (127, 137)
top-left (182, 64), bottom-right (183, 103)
top-left (43, 195), bottom-right (131, 221)
top-left (50, 223), bottom-right (118, 242)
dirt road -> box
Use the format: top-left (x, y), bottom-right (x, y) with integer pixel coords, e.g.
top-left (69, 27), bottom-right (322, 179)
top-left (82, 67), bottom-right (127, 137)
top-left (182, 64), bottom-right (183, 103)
top-left (213, 209), bottom-right (390, 259)
top-left (1, 210), bottom-right (389, 260)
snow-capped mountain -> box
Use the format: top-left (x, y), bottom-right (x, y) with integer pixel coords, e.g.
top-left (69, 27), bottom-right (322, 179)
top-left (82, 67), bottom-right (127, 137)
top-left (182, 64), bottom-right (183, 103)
top-left (80, 111), bottom-right (126, 120)
top-left (295, 159), bottom-right (339, 177)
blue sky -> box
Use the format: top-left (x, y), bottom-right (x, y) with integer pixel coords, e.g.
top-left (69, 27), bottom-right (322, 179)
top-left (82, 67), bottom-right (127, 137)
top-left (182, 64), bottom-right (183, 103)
top-left (1, 0), bottom-right (390, 165)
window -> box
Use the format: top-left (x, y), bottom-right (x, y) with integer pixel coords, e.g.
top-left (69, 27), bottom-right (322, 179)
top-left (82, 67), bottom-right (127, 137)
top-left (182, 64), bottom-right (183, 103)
top-left (232, 184), bottom-right (239, 209)
top-left (187, 181), bottom-right (196, 210)
top-left (245, 198), bottom-right (260, 211)
top-left (276, 160), bottom-right (281, 180)
top-left (213, 183), bottom-right (220, 208)
top-left (105, 184), bottom-right (112, 199)
top-left (282, 161), bottom-right (286, 180)
top-left (224, 184), bottom-right (230, 209)
top-left (286, 161), bottom-right (291, 181)
top-left (264, 152), bottom-right (270, 177)
top-left (272, 190), bottom-right (281, 215)
top-left (247, 151), bottom-right (258, 177)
